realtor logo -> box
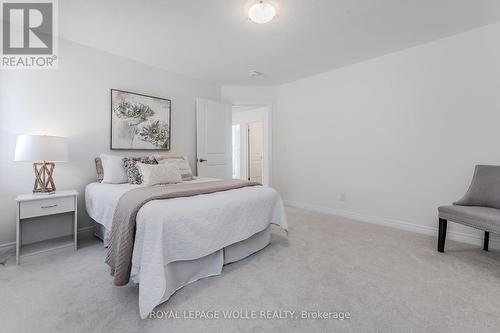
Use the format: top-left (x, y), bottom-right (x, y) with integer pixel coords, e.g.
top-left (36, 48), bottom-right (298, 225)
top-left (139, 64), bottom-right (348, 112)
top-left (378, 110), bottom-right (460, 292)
top-left (1, 0), bottom-right (58, 69)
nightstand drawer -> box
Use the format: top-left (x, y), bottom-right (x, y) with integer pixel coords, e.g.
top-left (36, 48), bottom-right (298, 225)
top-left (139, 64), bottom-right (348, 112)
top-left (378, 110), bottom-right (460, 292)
top-left (20, 196), bottom-right (75, 219)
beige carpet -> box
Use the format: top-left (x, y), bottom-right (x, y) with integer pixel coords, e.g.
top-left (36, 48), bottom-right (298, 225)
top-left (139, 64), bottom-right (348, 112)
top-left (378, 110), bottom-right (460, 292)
top-left (1, 207), bottom-right (500, 333)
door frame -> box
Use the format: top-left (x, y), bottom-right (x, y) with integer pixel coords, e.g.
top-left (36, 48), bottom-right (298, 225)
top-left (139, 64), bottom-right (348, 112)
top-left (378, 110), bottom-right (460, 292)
top-left (232, 104), bottom-right (272, 186)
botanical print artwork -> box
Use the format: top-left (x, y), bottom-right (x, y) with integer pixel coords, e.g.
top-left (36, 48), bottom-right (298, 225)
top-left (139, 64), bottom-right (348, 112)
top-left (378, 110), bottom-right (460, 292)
top-left (111, 89), bottom-right (171, 150)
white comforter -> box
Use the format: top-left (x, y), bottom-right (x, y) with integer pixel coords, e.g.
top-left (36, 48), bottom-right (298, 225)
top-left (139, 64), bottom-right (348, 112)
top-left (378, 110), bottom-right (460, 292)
top-left (86, 177), bottom-right (220, 232)
top-left (85, 178), bottom-right (287, 318)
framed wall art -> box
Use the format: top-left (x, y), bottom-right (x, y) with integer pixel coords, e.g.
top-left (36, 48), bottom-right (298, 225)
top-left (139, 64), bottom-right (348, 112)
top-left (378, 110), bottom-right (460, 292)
top-left (111, 89), bottom-right (171, 150)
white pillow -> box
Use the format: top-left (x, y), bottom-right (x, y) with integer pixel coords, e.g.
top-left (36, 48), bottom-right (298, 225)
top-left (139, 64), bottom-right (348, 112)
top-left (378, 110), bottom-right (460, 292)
top-left (153, 155), bottom-right (193, 181)
top-left (100, 154), bottom-right (128, 184)
top-left (138, 162), bottom-right (182, 186)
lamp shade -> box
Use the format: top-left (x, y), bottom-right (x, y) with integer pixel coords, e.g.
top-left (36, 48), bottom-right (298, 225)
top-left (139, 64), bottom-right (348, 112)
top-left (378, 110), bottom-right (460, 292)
top-left (14, 135), bottom-right (69, 162)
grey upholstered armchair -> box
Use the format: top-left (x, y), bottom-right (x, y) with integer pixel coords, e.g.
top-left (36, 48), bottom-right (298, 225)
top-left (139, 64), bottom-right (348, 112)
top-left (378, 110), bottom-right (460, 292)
top-left (438, 165), bottom-right (500, 252)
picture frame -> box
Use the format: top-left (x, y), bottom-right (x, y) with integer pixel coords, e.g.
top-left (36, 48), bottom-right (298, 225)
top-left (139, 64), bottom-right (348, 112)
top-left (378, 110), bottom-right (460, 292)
top-left (110, 89), bottom-right (171, 150)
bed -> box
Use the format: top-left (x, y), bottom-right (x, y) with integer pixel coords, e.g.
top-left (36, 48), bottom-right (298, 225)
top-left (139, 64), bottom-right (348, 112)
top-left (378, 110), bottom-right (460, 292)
top-left (85, 177), bottom-right (287, 318)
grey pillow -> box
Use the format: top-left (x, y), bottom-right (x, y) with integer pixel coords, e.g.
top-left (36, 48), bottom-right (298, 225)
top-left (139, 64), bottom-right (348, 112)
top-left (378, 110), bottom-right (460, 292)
top-left (95, 157), bottom-right (104, 183)
top-left (454, 165), bottom-right (500, 209)
top-left (122, 157), bottom-right (157, 184)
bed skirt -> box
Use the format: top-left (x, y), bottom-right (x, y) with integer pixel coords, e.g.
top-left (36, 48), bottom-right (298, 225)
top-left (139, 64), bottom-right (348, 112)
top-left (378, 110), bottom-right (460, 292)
top-left (94, 224), bottom-right (272, 316)
top-left (94, 224), bottom-right (109, 247)
top-left (141, 225), bottom-right (272, 311)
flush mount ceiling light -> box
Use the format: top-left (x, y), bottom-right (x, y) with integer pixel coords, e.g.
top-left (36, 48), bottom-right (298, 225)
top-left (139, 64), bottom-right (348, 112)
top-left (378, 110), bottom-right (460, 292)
top-left (248, 1), bottom-right (276, 24)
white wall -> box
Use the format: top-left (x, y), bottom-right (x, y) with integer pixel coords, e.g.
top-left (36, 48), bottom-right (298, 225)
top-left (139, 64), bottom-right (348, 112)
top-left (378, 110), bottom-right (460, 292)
top-left (0, 39), bottom-right (220, 246)
top-left (273, 22), bottom-right (500, 244)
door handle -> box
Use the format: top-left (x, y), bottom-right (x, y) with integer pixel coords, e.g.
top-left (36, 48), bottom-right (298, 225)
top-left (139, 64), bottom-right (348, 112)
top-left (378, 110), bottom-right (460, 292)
top-left (199, 158), bottom-right (207, 163)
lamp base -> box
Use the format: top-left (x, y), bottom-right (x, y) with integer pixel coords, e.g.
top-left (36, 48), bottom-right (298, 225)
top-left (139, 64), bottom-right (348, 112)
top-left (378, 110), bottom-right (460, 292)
top-left (33, 162), bottom-right (56, 193)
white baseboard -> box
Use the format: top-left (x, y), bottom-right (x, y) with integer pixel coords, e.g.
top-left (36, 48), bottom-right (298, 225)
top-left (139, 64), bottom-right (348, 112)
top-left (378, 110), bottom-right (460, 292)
top-left (77, 226), bottom-right (96, 240)
top-left (0, 241), bottom-right (16, 252)
top-left (0, 226), bottom-right (96, 252)
top-left (284, 199), bottom-right (500, 249)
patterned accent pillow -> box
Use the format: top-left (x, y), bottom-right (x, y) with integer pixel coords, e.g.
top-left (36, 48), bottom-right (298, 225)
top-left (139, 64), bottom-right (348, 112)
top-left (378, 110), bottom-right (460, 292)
top-left (95, 157), bottom-right (104, 183)
top-left (122, 157), bottom-right (157, 184)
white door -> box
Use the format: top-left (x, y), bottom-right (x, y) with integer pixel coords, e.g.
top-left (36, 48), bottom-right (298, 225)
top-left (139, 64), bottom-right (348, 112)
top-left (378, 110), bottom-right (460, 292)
top-left (196, 98), bottom-right (232, 179)
top-left (248, 121), bottom-right (263, 183)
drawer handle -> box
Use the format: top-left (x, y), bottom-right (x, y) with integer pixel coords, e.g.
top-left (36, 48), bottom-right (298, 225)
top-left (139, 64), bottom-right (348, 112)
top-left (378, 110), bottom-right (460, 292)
top-left (41, 204), bottom-right (58, 209)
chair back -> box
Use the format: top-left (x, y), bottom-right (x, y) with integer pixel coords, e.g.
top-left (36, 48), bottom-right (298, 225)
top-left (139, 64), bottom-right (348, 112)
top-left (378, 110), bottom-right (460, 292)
top-left (454, 165), bottom-right (500, 209)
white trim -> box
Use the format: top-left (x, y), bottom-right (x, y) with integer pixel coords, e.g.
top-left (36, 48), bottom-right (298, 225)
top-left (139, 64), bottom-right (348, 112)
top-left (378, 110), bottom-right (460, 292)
top-left (0, 241), bottom-right (16, 251)
top-left (284, 200), bottom-right (500, 249)
top-left (77, 226), bottom-right (95, 239)
top-left (0, 226), bottom-right (96, 252)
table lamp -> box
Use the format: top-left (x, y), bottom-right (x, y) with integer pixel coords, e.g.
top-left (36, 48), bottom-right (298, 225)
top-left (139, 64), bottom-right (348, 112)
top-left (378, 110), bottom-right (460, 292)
top-left (14, 135), bottom-right (69, 193)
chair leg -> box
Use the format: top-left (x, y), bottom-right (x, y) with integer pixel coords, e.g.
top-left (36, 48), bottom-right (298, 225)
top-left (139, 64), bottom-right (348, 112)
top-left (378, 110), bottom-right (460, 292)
top-left (438, 218), bottom-right (447, 253)
top-left (484, 231), bottom-right (489, 251)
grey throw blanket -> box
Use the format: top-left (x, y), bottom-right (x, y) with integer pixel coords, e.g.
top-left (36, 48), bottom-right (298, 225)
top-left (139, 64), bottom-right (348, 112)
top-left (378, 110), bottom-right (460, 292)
top-left (105, 179), bottom-right (260, 286)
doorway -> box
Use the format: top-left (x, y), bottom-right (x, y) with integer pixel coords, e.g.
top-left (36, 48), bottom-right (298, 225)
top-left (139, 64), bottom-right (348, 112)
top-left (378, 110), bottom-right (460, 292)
top-left (231, 105), bottom-right (270, 186)
top-left (248, 121), bottom-right (263, 183)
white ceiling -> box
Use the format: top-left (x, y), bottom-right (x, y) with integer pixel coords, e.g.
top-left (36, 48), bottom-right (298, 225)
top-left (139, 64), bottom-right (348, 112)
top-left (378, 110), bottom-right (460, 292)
top-left (59, 0), bottom-right (500, 85)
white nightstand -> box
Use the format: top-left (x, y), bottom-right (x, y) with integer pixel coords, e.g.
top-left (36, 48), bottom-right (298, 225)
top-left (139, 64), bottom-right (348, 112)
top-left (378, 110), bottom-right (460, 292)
top-left (16, 190), bottom-right (78, 264)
